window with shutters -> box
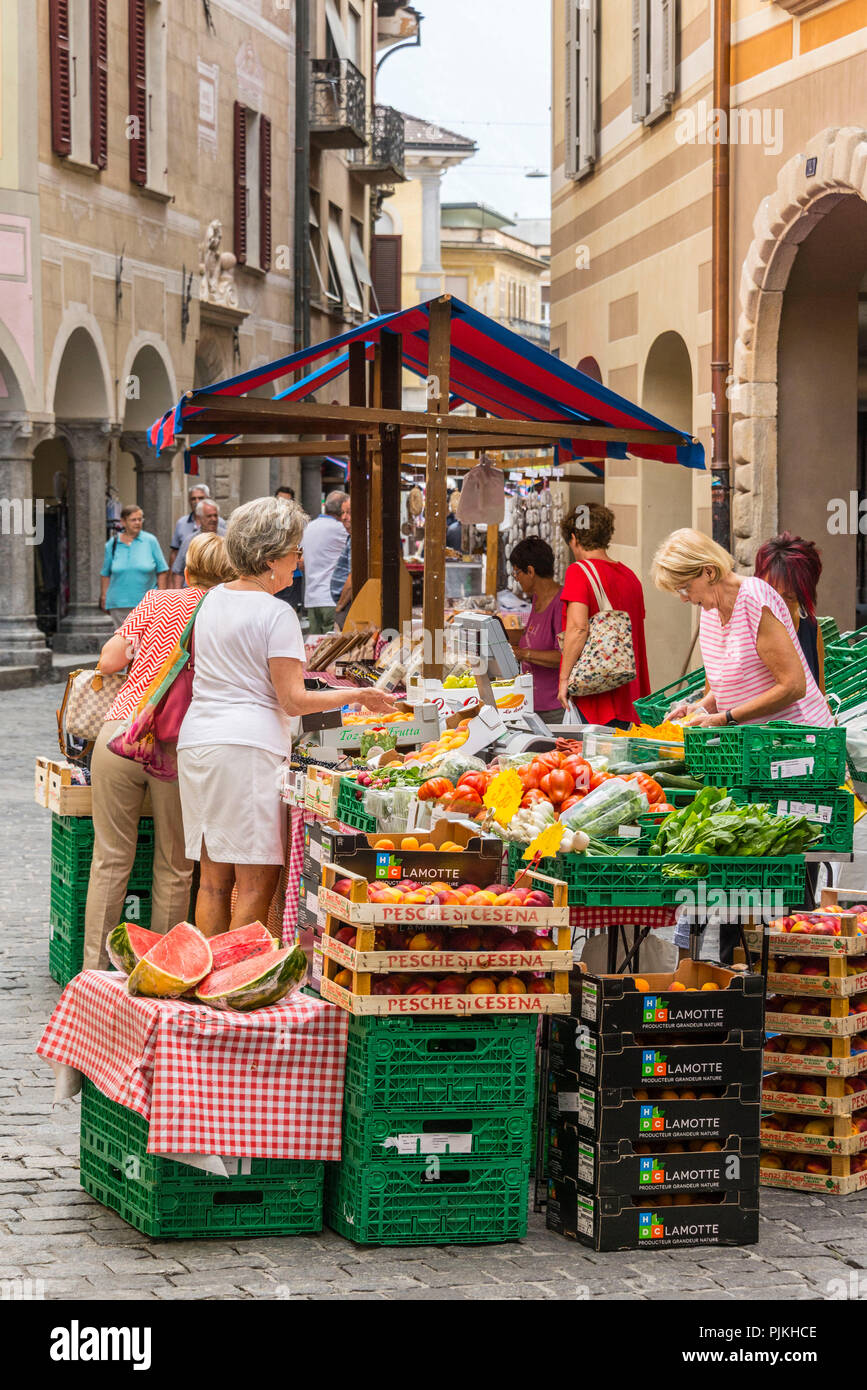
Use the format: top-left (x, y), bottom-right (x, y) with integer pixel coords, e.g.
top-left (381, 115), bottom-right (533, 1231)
top-left (51, 0), bottom-right (107, 168)
top-left (634, 0), bottom-right (677, 127)
top-left (309, 191), bottom-right (331, 303)
top-left (233, 104), bottom-right (272, 273)
top-left (564, 0), bottom-right (598, 181)
top-left (371, 235), bottom-right (402, 316)
top-left (328, 204), bottom-right (363, 314)
top-left (144, 0), bottom-right (168, 191)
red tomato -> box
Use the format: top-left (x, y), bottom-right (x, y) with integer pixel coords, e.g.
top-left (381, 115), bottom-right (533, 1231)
top-left (446, 788), bottom-right (484, 814)
top-left (589, 771), bottom-right (610, 791)
top-left (456, 772), bottom-right (488, 797)
top-left (521, 790), bottom-right (549, 808)
top-left (561, 755), bottom-right (592, 791)
top-left (520, 766), bottom-right (544, 791)
top-left (529, 757), bottom-right (553, 781)
top-left (560, 794), bottom-right (584, 812)
top-left (540, 769), bottom-right (575, 804)
top-left (535, 752), bottom-right (561, 772)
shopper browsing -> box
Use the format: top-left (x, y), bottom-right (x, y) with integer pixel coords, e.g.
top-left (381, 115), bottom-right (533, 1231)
top-left (557, 503), bottom-right (650, 727)
top-left (754, 532), bottom-right (826, 693)
top-left (99, 505), bottom-right (169, 627)
top-left (176, 496), bottom-right (397, 935)
top-left (508, 537), bottom-right (564, 726)
top-left (171, 499), bottom-right (226, 588)
top-left (170, 483), bottom-right (211, 565)
top-left (302, 490), bottom-right (349, 633)
top-left (83, 534), bottom-right (236, 970)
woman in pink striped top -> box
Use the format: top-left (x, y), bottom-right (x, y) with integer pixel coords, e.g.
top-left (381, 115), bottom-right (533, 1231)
top-left (651, 530), bottom-right (833, 730)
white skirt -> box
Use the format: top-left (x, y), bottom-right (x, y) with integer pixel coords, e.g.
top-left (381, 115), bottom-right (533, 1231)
top-left (178, 744), bottom-right (287, 865)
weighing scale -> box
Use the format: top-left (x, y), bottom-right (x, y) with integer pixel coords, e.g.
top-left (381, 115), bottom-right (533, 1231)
top-left (448, 612), bottom-right (553, 746)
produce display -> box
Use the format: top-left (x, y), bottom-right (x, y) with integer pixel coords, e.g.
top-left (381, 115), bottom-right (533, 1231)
top-left (650, 787), bottom-right (820, 866)
top-left (110, 920), bottom-right (307, 1012)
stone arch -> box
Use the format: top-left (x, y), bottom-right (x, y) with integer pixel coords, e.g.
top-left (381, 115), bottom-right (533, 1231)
top-left (118, 334), bottom-right (177, 427)
top-left (48, 310), bottom-right (113, 420)
top-left (0, 326), bottom-right (37, 413)
top-left (732, 125), bottom-right (867, 570)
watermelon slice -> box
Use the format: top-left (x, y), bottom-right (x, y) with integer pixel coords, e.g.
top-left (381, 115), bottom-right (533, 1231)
top-left (107, 923), bottom-right (162, 976)
top-left (127, 922), bottom-right (213, 999)
top-left (195, 945), bottom-right (307, 1012)
top-left (207, 921), bottom-right (277, 974)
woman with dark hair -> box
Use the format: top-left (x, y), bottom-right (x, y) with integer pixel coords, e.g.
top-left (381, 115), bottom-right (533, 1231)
top-left (557, 503), bottom-right (650, 727)
top-left (754, 532), bottom-right (825, 693)
top-left (508, 537), bottom-right (563, 725)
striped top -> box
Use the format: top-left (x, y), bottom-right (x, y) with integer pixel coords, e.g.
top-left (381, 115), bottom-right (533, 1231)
top-left (105, 588), bottom-right (206, 722)
top-left (699, 576), bottom-right (833, 727)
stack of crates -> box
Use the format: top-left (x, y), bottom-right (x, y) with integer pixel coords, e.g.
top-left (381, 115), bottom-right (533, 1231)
top-left (325, 1014), bottom-right (538, 1246)
top-left (79, 1077), bottom-right (325, 1238)
top-left (633, 668), bottom-right (706, 726)
top-left (684, 722), bottom-right (853, 858)
top-left (49, 813), bottom-right (155, 988)
top-left (546, 961), bottom-right (764, 1251)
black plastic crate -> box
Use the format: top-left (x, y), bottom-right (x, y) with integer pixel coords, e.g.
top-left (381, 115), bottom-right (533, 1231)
top-left (552, 1076), bottom-right (762, 1145)
top-left (561, 1030), bottom-right (764, 1093)
top-left (546, 1180), bottom-right (759, 1250)
top-left (571, 962), bottom-right (765, 1037)
top-left (548, 1123), bottom-right (760, 1194)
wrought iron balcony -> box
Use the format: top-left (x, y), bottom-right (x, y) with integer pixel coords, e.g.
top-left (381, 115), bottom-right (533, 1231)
top-left (350, 105), bottom-right (406, 185)
top-left (310, 58), bottom-right (367, 149)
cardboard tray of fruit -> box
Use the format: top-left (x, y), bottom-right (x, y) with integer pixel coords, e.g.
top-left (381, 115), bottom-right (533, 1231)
top-left (744, 909), bottom-right (863, 956)
top-left (762, 1034), bottom-right (867, 1076)
top-left (760, 1152), bottom-right (867, 1193)
top-left (762, 1073), bottom-right (867, 1116)
top-left (318, 864), bottom-right (570, 928)
top-left (319, 971), bottom-right (571, 1016)
top-left (572, 961), bottom-right (764, 1035)
top-left (767, 956), bottom-right (867, 997)
top-left (765, 994), bottom-right (867, 1036)
top-left (760, 1112), bottom-right (867, 1154)
top-left (320, 922), bottom-right (572, 975)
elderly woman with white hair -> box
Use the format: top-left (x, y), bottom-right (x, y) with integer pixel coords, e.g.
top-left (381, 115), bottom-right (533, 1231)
top-left (177, 495), bottom-right (396, 934)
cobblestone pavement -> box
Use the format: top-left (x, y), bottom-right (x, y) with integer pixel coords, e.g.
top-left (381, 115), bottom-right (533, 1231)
top-left (5, 683), bottom-right (867, 1301)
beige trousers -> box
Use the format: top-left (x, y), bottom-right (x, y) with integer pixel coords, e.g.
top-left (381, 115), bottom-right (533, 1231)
top-left (83, 721), bottom-right (193, 970)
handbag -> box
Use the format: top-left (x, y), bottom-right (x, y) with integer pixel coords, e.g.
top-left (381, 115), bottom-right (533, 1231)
top-left (565, 561), bottom-right (636, 699)
top-left (107, 593), bottom-right (207, 781)
top-left (57, 666), bottom-right (127, 758)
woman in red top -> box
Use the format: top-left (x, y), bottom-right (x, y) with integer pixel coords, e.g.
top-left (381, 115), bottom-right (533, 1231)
top-left (557, 502), bottom-right (650, 726)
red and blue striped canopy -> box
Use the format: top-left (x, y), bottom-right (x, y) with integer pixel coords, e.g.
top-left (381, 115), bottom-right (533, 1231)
top-left (147, 297), bottom-right (704, 476)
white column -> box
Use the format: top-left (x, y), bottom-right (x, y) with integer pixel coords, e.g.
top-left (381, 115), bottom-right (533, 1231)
top-left (417, 168), bottom-right (444, 300)
top-left (54, 420), bottom-right (116, 653)
top-left (0, 415), bottom-right (51, 675)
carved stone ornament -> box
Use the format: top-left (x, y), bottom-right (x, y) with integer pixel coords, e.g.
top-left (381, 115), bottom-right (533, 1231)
top-left (198, 219), bottom-right (238, 309)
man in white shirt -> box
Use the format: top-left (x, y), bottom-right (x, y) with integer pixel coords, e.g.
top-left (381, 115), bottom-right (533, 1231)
top-left (172, 499), bottom-right (227, 587)
top-left (303, 490), bottom-right (349, 633)
top-left (170, 483), bottom-right (210, 565)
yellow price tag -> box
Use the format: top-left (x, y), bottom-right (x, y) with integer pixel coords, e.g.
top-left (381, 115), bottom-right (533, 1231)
top-left (523, 821), bottom-right (565, 862)
top-left (483, 768), bottom-right (523, 825)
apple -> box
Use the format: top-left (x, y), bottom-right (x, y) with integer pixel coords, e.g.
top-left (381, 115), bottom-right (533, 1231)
top-left (528, 978), bottom-right (556, 994)
top-left (404, 976), bottom-right (436, 995)
top-left (332, 878), bottom-right (354, 898)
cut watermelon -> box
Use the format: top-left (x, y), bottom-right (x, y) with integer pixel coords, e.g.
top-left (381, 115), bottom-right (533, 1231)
top-left (207, 921), bottom-right (277, 974)
top-left (127, 922), bottom-right (213, 998)
top-left (107, 923), bottom-right (162, 976)
top-left (195, 945), bottom-right (307, 1012)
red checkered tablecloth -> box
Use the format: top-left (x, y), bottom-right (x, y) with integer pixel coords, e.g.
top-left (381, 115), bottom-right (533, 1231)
top-left (36, 971), bottom-right (349, 1160)
top-left (570, 905), bottom-right (678, 930)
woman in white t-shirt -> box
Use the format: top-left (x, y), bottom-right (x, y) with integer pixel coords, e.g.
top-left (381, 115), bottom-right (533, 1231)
top-left (178, 496), bottom-right (396, 935)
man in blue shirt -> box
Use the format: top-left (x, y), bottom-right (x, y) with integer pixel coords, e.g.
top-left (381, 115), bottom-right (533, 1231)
top-left (171, 499), bottom-right (226, 588)
top-left (170, 483), bottom-right (211, 566)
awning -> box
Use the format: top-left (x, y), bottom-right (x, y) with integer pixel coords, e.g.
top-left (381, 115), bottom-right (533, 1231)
top-left (148, 296), bottom-right (705, 474)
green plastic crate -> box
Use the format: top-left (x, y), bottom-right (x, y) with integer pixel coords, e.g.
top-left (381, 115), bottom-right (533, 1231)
top-left (79, 1078), bottom-right (324, 1239)
top-left (728, 786), bottom-right (854, 855)
top-left (50, 878), bottom-right (153, 934)
top-left (50, 818), bottom-right (154, 890)
top-left (340, 1091), bottom-right (535, 1162)
top-left (48, 928), bottom-right (80, 989)
top-left (683, 722), bottom-right (847, 789)
top-left (634, 669), bottom-right (706, 725)
top-left (336, 778), bottom-right (377, 834)
top-left (325, 1155), bottom-right (530, 1246)
top-left (507, 842), bottom-right (805, 907)
top-left (343, 1014), bottom-right (538, 1112)
top-left (49, 889), bottom-right (152, 988)
top-left (818, 615), bottom-right (840, 646)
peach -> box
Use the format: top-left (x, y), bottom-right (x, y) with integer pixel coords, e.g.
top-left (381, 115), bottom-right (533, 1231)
top-left (669, 982), bottom-right (687, 992)
top-left (761, 1154), bottom-right (784, 1170)
top-left (524, 890), bottom-right (552, 906)
top-left (332, 877), bottom-right (354, 898)
top-left (631, 976), bottom-right (651, 992)
top-left (333, 969), bottom-right (353, 989)
top-left (407, 931), bottom-right (444, 950)
top-left (404, 976), bottom-right (436, 995)
top-left (434, 890), bottom-right (463, 906)
top-left (701, 982), bottom-right (720, 991)
top-left (533, 934), bottom-right (557, 952)
top-left (334, 926), bottom-right (357, 947)
top-left (497, 976), bottom-right (527, 994)
top-left (435, 974), bottom-right (466, 995)
top-left (803, 1118), bottom-right (832, 1136)
top-left (457, 884), bottom-right (481, 897)
top-left (528, 978), bottom-right (556, 994)
top-left (466, 975), bottom-right (497, 994)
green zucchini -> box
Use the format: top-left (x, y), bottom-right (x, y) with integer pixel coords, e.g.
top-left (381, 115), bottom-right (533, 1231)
top-left (654, 772), bottom-right (704, 790)
top-left (607, 760), bottom-right (641, 775)
top-left (631, 758), bottom-right (688, 776)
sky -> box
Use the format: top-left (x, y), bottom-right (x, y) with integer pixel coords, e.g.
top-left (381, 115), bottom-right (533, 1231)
top-left (376, 0), bottom-right (552, 224)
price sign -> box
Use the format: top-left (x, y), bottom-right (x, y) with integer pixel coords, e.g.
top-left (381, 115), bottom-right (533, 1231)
top-left (483, 768), bottom-right (523, 825)
top-left (523, 821), bottom-right (565, 862)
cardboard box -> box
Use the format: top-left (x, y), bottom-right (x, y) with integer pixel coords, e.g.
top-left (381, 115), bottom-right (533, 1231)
top-left (304, 764), bottom-right (343, 818)
top-left (548, 1124), bottom-right (759, 1193)
top-left (546, 1180), bottom-right (759, 1251)
top-left (552, 1074), bottom-right (761, 1145)
top-left (321, 702), bottom-right (442, 752)
top-left (554, 1026), bottom-right (764, 1092)
top-left (405, 673), bottom-right (535, 720)
top-left (307, 818), bottom-right (503, 892)
top-left (573, 961), bottom-right (765, 1036)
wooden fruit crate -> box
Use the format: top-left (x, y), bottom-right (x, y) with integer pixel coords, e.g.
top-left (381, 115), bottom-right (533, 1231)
top-left (765, 998), bottom-right (867, 1037)
top-left (41, 764), bottom-right (152, 817)
top-left (767, 959), bottom-right (867, 998)
top-left (744, 906), bottom-right (863, 957)
top-left (762, 1034), bottom-right (867, 1077)
top-left (760, 1114), bottom-right (867, 1155)
top-left (35, 755), bottom-right (58, 807)
top-left (760, 1153), bottom-right (867, 1193)
top-left (763, 1073), bottom-right (867, 1117)
top-left (318, 864), bottom-right (571, 1017)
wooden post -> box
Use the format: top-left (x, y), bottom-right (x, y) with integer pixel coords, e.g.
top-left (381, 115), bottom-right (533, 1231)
top-left (485, 525), bottom-right (499, 595)
top-left (368, 346), bottom-right (383, 582)
top-left (348, 341), bottom-right (368, 596)
top-left (423, 297), bottom-right (452, 680)
top-left (380, 330), bottom-right (402, 635)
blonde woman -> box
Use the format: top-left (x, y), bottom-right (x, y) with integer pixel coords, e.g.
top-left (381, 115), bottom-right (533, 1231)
top-left (177, 496), bottom-right (396, 936)
top-left (651, 529), bottom-right (833, 729)
top-left (83, 533), bottom-right (236, 970)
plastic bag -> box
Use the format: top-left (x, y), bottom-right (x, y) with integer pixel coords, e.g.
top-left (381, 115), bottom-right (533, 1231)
top-left (456, 458), bottom-right (505, 526)
top-left (422, 752), bottom-right (487, 783)
top-left (558, 776), bottom-right (648, 836)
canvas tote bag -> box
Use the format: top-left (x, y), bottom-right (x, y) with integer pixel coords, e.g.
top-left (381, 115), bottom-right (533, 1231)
top-left (565, 560), bottom-right (636, 699)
